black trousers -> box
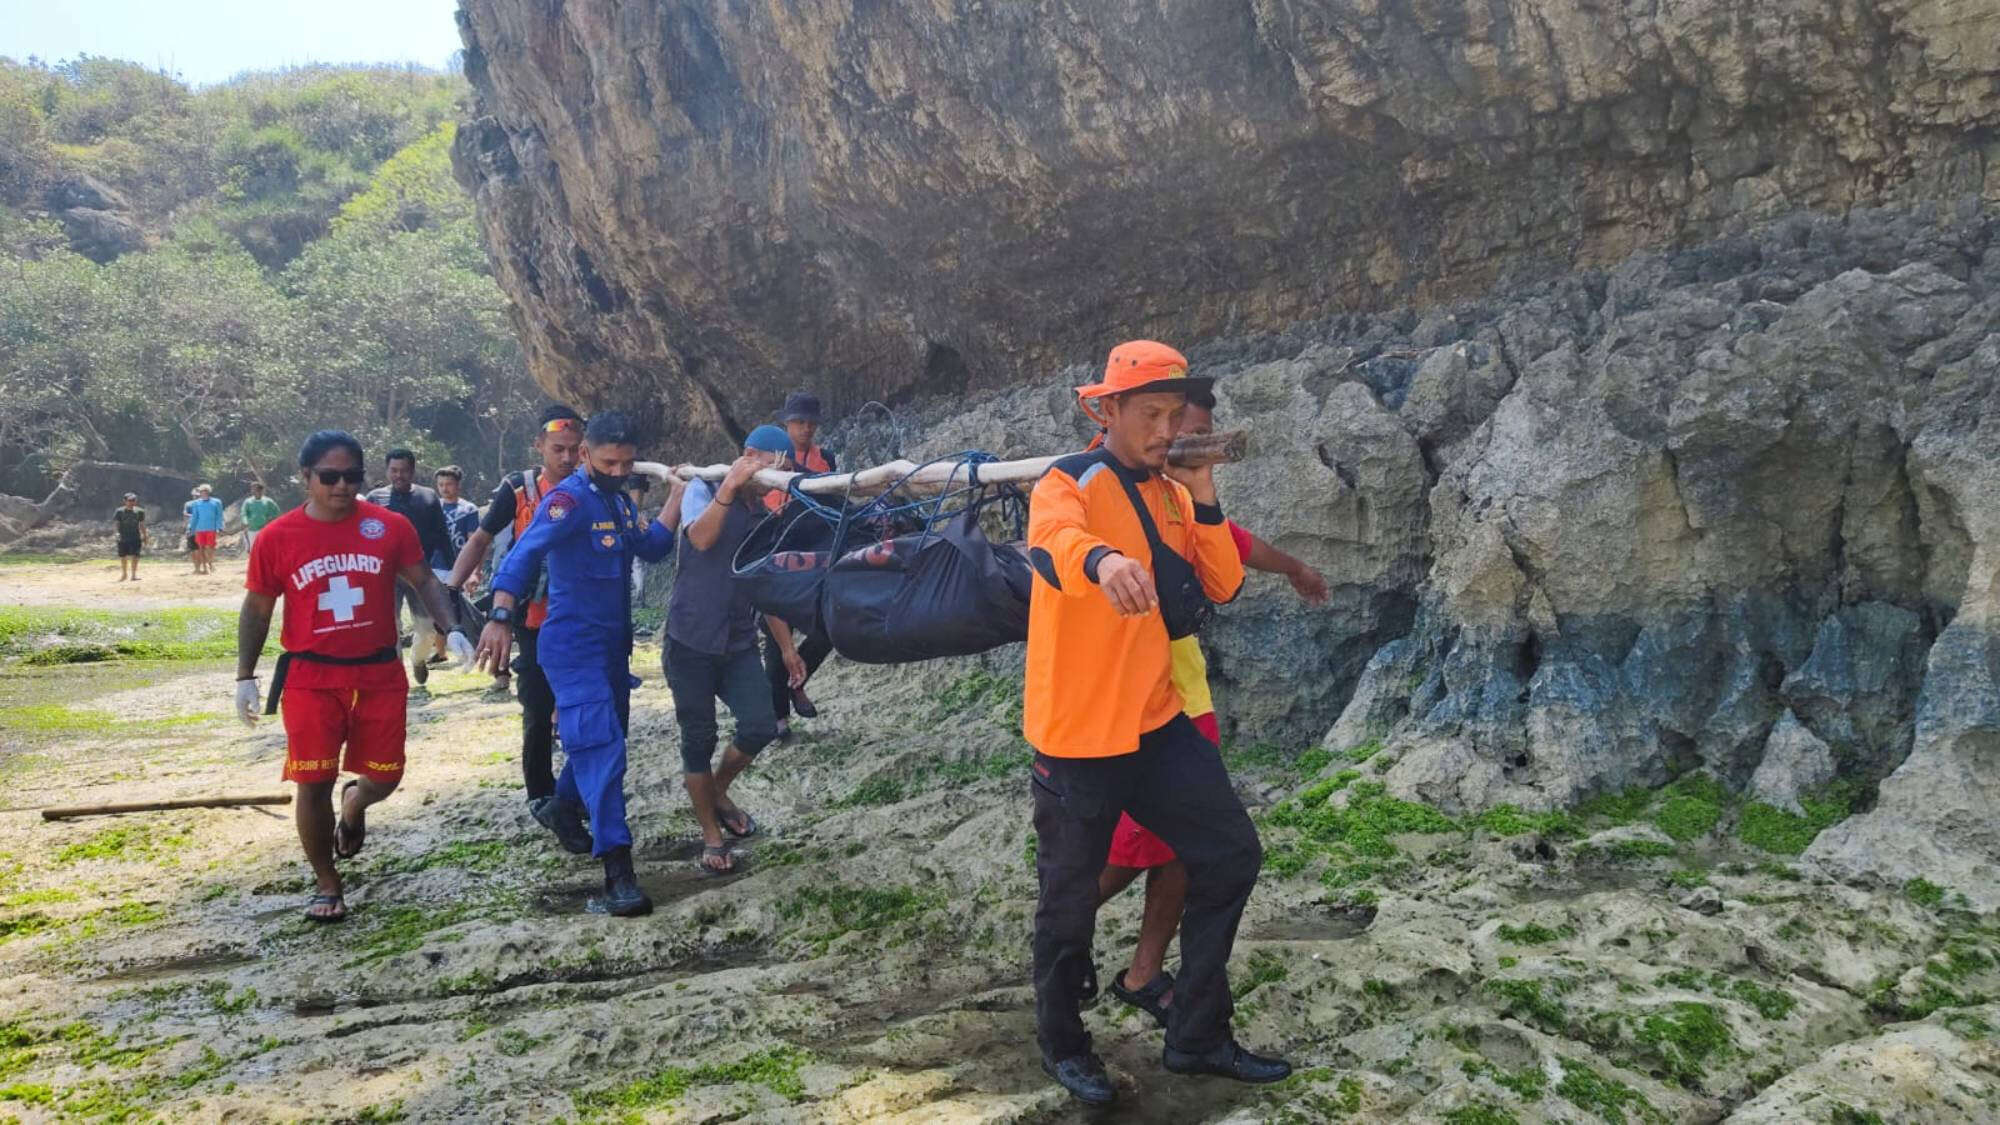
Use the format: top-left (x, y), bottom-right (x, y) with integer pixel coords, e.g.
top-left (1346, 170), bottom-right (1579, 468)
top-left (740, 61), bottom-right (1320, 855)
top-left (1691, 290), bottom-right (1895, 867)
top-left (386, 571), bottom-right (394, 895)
top-left (760, 619), bottom-right (833, 720)
top-left (663, 638), bottom-right (779, 774)
top-left (513, 626), bottom-right (559, 800)
top-left (1031, 713), bottom-right (1262, 1059)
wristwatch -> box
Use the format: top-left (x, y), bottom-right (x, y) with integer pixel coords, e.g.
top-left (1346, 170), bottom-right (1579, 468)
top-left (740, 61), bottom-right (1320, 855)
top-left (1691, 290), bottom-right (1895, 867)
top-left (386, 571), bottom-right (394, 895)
top-left (489, 605), bottom-right (514, 625)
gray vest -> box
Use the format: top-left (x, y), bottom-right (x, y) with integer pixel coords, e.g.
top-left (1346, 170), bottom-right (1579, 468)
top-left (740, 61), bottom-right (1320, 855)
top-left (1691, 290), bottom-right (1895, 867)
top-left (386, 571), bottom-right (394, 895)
top-left (667, 492), bottom-right (763, 656)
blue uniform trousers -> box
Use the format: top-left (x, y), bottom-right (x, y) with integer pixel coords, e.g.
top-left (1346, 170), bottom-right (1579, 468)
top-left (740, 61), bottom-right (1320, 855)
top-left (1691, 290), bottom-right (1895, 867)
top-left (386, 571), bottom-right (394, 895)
top-left (542, 660), bottom-right (633, 856)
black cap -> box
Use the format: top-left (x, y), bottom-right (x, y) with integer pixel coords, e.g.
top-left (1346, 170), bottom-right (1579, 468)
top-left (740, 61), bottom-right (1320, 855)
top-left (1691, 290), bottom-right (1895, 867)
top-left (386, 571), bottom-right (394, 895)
top-left (777, 392), bottom-right (821, 423)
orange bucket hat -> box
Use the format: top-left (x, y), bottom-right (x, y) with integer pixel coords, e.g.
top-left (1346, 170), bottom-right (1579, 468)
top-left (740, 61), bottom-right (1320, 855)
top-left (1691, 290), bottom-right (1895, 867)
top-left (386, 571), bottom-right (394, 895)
top-left (1074, 340), bottom-right (1211, 402)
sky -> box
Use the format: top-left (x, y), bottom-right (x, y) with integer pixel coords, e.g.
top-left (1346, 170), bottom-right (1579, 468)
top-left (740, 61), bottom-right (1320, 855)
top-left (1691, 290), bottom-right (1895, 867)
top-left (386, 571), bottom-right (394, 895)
top-left (7, 0), bottom-right (466, 86)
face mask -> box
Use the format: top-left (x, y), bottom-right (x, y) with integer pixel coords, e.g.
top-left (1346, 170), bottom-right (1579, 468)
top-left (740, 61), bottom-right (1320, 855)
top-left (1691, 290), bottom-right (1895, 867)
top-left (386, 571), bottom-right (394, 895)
top-left (590, 470), bottom-right (630, 493)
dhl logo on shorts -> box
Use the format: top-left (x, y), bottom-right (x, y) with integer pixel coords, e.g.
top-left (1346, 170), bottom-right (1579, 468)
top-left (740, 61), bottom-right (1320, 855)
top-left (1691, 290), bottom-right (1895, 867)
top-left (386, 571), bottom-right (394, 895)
top-left (363, 760), bottom-right (404, 773)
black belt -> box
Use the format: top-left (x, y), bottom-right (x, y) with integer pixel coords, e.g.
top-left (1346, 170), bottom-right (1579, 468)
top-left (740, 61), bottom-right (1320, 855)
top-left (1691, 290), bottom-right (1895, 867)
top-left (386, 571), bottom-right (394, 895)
top-left (264, 646), bottom-right (400, 714)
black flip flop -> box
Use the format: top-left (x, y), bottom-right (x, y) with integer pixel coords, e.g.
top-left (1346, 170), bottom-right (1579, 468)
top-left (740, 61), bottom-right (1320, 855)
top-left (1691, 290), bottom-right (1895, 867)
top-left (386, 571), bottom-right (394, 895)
top-left (696, 843), bottom-right (736, 878)
top-left (717, 806), bottom-right (759, 839)
top-left (790, 688), bottom-right (819, 719)
top-left (334, 779), bottom-right (366, 860)
top-left (304, 893), bottom-right (347, 924)
top-left (1109, 969), bottom-right (1175, 1028)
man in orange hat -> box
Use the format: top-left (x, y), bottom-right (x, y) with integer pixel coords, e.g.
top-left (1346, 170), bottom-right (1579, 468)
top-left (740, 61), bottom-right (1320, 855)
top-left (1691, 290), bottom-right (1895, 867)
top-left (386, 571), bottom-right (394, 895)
top-left (1023, 340), bottom-right (1290, 1105)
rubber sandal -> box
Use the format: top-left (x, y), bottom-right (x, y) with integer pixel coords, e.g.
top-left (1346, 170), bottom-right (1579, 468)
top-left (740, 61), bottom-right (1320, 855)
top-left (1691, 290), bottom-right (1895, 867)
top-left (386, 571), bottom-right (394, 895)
top-left (334, 779), bottom-right (366, 860)
top-left (696, 844), bottom-right (736, 878)
top-left (1109, 969), bottom-right (1174, 1028)
top-left (304, 893), bottom-right (347, 924)
top-left (790, 688), bottom-right (819, 719)
top-left (717, 806), bottom-right (759, 839)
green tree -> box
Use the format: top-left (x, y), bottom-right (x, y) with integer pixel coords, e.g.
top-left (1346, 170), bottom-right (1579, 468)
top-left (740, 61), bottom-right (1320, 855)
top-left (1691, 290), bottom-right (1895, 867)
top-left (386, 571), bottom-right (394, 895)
top-left (0, 58), bottom-right (537, 500)
top-left (0, 247), bottom-right (115, 485)
top-left (90, 232), bottom-right (304, 483)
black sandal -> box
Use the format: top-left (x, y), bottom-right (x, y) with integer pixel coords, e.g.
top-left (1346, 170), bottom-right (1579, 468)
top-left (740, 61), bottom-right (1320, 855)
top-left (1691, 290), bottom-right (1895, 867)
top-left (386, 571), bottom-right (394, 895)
top-left (334, 779), bottom-right (366, 860)
top-left (717, 806), bottom-right (759, 839)
top-left (696, 843), bottom-right (736, 878)
top-left (304, 893), bottom-right (347, 924)
top-left (1109, 969), bottom-right (1175, 1028)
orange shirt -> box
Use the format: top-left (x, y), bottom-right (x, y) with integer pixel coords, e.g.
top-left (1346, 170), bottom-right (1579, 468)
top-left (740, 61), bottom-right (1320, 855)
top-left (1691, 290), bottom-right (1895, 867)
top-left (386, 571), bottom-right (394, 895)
top-left (764, 444), bottom-right (832, 513)
top-left (1023, 450), bottom-right (1245, 758)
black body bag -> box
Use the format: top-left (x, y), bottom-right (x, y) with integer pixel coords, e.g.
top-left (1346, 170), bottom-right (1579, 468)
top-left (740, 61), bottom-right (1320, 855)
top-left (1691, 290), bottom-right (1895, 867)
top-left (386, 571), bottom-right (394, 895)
top-left (733, 499), bottom-right (853, 635)
top-left (737, 494), bottom-right (932, 636)
top-left (819, 502), bottom-right (1033, 664)
top-left (1113, 471), bottom-right (1214, 641)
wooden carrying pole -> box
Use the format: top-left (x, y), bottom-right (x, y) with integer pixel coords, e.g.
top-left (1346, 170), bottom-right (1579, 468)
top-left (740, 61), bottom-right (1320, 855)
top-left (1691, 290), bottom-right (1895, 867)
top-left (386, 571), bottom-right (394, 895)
top-left (41, 793), bottom-right (292, 821)
top-left (633, 430), bottom-right (1247, 498)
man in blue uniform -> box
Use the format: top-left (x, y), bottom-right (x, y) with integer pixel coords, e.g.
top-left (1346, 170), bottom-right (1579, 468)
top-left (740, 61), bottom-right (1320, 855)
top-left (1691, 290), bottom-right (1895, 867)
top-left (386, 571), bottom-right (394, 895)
top-left (472, 411), bottom-right (684, 916)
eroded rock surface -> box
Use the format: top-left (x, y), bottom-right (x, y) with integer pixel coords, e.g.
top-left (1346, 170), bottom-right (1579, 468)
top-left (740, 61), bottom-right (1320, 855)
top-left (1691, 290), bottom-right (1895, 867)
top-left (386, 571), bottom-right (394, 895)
top-left (7, 645), bottom-right (2000, 1123)
top-left (842, 207), bottom-right (2000, 912)
top-left (453, 0), bottom-right (2000, 449)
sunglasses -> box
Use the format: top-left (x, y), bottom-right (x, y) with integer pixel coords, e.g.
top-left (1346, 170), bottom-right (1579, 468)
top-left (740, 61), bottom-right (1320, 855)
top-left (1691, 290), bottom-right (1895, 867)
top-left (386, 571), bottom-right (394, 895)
top-left (542, 419), bottom-right (582, 433)
top-left (313, 468), bottom-right (367, 486)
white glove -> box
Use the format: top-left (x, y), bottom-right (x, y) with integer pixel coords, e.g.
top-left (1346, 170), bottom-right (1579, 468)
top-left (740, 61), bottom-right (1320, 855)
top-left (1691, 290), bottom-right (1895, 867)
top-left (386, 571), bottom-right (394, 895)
top-left (446, 630), bottom-right (476, 669)
top-left (235, 678), bottom-right (261, 726)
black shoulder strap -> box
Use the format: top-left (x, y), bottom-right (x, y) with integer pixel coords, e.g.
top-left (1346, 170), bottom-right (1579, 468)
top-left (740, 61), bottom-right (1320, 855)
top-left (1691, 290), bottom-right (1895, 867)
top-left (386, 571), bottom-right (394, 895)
top-left (1111, 465), bottom-right (1167, 557)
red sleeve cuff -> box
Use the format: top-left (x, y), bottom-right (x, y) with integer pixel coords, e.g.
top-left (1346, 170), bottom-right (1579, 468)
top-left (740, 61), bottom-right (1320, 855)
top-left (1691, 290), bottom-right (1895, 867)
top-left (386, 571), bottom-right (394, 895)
top-left (1226, 519), bottom-right (1254, 562)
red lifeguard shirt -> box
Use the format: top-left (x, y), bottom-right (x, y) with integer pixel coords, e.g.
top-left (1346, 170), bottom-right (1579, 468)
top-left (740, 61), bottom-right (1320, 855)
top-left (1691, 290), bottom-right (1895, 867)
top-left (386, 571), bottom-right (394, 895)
top-left (246, 500), bottom-right (422, 690)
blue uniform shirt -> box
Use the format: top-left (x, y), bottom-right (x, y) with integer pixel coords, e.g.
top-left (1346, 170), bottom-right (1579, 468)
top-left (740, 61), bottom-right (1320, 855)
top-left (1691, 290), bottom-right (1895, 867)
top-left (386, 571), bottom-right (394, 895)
top-left (493, 468), bottom-right (674, 666)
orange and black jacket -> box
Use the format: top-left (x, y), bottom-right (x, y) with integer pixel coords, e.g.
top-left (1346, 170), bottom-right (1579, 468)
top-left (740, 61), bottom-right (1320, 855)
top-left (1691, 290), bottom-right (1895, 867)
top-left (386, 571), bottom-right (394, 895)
top-left (1024, 449), bottom-right (1245, 758)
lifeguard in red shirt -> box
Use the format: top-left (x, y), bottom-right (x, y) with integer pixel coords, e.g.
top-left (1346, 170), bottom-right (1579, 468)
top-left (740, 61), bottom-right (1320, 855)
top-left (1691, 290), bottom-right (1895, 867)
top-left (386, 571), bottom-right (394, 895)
top-left (234, 430), bottom-right (469, 924)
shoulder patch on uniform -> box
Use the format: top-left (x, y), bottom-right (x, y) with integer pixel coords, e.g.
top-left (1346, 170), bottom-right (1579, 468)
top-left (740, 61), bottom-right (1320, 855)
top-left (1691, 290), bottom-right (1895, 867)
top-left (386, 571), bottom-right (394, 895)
top-left (545, 492), bottom-right (575, 521)
top-left (1049, 449), bottom-right (1109, 482)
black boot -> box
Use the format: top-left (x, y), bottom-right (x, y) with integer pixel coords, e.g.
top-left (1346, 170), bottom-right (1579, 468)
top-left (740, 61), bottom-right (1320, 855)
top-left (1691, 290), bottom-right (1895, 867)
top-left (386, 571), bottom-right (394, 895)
top-left (1162, 1040), bottom-right (1292, 1084)
top-left (529, 796), bottom-right (594, 854)
top-left (1042, 1051), bottom-right (1116, 1105)
top-left (598, 846), bottom-right (652, 917)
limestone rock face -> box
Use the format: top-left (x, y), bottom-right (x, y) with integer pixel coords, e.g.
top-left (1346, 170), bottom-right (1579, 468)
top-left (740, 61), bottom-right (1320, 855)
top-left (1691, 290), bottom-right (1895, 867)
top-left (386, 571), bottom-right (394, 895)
top-left (453, 0), bottom-right (2000, 451)
top-left (843, 205), bottom-right (2000, 908)
top-left (1748, 711), bottom-right (1838, 814)
top-left (455, 0), bottom-right (2000, 899)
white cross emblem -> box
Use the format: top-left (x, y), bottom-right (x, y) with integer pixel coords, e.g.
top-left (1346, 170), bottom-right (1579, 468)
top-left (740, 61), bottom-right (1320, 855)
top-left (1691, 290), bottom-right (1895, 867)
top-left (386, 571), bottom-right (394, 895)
top-left (318, 575), bottom-right (367, 622)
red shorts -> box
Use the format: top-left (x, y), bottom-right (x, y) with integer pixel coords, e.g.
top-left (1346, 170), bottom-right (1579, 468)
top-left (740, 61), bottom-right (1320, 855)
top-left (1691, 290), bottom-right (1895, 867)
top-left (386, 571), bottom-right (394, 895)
top-left (1105, 711), bottom-right (1220, 869)
top-left (193, 530), bottom-right (218, 548)
top-left (280, 685), bottom-right (408, 785)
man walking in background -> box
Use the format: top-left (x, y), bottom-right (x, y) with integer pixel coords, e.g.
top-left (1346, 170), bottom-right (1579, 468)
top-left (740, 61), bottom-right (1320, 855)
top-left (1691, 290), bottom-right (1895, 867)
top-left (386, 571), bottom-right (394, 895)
top-left (187, 483), bottom-right (224, 576)
top-left (240, 481), bottom-right (280, 557)
top-left (367, 450), bottom-right (454, 686)
top-left (1023, 340), bottom-right (1286, 1105)
top-left (435, 466), bottom-right (481, 564)
top-left (474, 412), bottom-right (681, 916)
top-left (428, 466), bottom-right (483, 666)
top-left (761, 392), bottom-right (837, 736)
top-left (182, 488), bottom-right (198, 571)
top-left (234, 430), bottom-right (470, 923)
top-left (669, 425), bottom-right (788, 876)
top-left (447, 405), bottom-right (586, 843)
top-left (113, 493), bottom-right (147, 581)
top-left (1096, 384), bottom-right (1328, 1030)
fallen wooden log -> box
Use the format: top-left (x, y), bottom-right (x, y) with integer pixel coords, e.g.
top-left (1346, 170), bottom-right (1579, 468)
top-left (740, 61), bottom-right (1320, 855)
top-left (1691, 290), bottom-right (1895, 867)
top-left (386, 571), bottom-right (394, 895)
top-left (634, 429), bottom-right (1247, 497)
top-left (41, 793), bottom-right (292, 821)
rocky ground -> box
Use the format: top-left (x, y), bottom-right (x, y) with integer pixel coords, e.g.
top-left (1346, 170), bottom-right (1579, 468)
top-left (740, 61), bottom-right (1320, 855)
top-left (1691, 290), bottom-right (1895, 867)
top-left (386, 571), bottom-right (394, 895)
top-left (0, 557), bottom-right (1994, 1123)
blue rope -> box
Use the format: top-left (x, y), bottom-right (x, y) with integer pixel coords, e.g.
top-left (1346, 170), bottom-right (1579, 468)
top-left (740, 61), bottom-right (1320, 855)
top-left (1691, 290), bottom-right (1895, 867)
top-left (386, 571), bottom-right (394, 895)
top-left (735, 450), bottom-right (1017, 577)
